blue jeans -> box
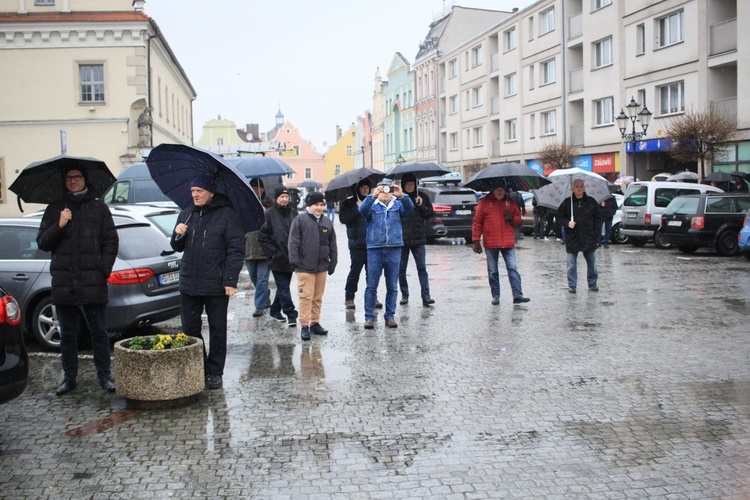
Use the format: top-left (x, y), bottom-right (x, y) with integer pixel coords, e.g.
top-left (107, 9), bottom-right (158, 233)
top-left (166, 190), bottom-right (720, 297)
top-left (326, 208), bottom-right (336, 222)
top-left (399, 244), bottom-right (430, 299)
top-left (484, 248), bottom-right (523, 299)
top-left (245, 259), bottom-right (270, 310)
top-left (567, 250), bottom-right (598, 288)
top-left (365, 247), bottom-right (401, 321)
top-left (269, 271), bottom-right (297, 319)
top-left (598, 220), bottom-right (612, 245)
top-left (57, 304), bottom-right (111, 383)
top-left (345, 247), bottom-right (368, 301)
top-left (181, 293), bottom-right (229, 377)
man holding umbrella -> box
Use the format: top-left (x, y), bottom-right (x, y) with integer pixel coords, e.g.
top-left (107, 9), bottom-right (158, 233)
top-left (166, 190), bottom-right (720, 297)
top-left (557, 178), bottom-right (602, 293)
top-left (398, 173), bottom-right (435, 306)
top-left (37, 166), bottom-right (119, 396)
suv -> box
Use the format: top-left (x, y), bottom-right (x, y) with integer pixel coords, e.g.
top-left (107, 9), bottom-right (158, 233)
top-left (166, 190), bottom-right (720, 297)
top-left (660, 193), bottom-right (750, 256)
top-left (418, 181), bottom-right (478, 242)
top-left (620, 181), bottom-right (723, 248)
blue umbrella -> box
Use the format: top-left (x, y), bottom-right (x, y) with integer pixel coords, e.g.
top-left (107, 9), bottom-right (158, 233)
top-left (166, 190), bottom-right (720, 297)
top-left (145, 143), bottom-right (264, 233)
top-left (224, 156), bottom-right (294, 179)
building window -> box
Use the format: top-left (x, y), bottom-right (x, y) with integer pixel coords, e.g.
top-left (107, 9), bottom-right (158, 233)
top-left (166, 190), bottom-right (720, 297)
top-left (79, 64), bottom-right (105, 103)
top-left (335, 165), bottom-right (341, 176)
top-left (529, 64), bottom-right (535, 89)
top-left (636, 24), bottom-right (646, 55)
top-left (473, 126), bottom-right (484, 147)
top-left (216, 138), bottom-right (224, 146)
top-left (504, 27), bottom-right (516, 52)
top-left (448, 59), bottom-right (458, 78)
top-left (471, 45), bottom-right (483, 67)
top-left (541, 58), bottom-right (556, 85)
top-left (594, 0), bottom-right (612, 9)
top-left (449, 95), bottom-right (458, 114)
top-left (305, 167), bottom-right (312, 179)
top-left (540, 8), bottom-right (555, 35)
top-left (472, 85), bottom-right (484, 107)
top-left (35, 0), bottom-right (54, 4)
top-left (528, 16), bottom-right (534, 41)
top-left (657, 10), bottom-right (683, 48)
top-left (541, 110), bottom-right (556, 135)
top-left (529, 114), bottom-right (535, 139)
top-left (595, 97), bottom-right (614, 125)
top-left (505, 73), bottom-right (517, 97)
top-left (505, 119), bottom-right (517, 141)
top-left (450, 132), bottom-right (459, 150)
top-left (594, 37), bottom-right (613, 68)
top-left (346, 146), bottom-right (352, 155)
top-left (658, 81), bottom-right (685, 115)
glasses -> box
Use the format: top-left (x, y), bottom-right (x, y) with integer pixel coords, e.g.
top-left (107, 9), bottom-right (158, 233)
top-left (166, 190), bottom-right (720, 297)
top-left (65, 175), bottom-right (84, 181)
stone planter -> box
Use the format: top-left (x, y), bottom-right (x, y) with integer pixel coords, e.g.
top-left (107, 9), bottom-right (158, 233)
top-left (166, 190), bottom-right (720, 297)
top-left (114, 336), bottom-right (204, 407)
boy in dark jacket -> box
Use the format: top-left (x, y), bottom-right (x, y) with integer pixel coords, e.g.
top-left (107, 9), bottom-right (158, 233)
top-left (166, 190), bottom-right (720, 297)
top-left (398, 173), bottom-right (435, 306)
top-left (288, 192), bottom-right (338, 340)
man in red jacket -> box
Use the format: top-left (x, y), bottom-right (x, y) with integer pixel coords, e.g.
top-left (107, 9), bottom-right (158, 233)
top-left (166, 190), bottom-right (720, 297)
top-left (471, 181), bottom-right (531, 305)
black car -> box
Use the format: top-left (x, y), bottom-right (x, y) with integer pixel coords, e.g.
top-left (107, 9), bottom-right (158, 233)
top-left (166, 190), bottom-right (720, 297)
top-left (660, 193), bottom-right (750, 255)
top-left (0, 285), bottom-right (28, 404)
top-left (417, 181), bottom-right (478, 242)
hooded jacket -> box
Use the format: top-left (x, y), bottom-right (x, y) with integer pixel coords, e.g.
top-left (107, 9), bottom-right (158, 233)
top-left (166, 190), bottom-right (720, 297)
top-left (400, 183), bottom-right (434, 247)
top-left (339, 184), bottom-right (370, 250)
top-left (170, 193), bottom-right (245, 296)
top-left (37, 187), bottom-right (119, 305)
top-left (471, 192), bottom-right (521, 249)
top-left (358, 193), bottom-right (414, 249)
top-left (258, 202), bottom-right (298, 272)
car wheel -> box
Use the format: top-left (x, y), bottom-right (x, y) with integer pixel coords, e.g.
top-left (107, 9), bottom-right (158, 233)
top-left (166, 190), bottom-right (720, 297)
top-left (716, 230), bottom-right (740, 257)
top-left (630, 237), bottom-right (647, 247)
top-left (678, 245), bottom-right (698, 254)
top-left (653, 229), bottom-right (673, 249)
top-left (610, 223), bottom-right (629, 245)
top-left (31, 296), bottom-right (62, 351)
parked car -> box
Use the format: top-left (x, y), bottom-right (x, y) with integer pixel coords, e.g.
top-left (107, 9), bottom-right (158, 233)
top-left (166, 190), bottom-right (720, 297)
top-left (0, 215), bottom-right (182, 351)
top-left (519, 192), bottom-right (534, 235)
top-left (107, 204), bottom-right (180, 237)
top-left (620, 181), bottom-right (723, 248)
top-left (102, 162), bottom-right (176, 206)
top-left (0, 285), bottom-right (28, 404)
top-left (739, 211), bottom-right (750, 260)
top-left (418, 181), bottom-right (479, 242)
top-left (660, 193), bottom-right (750, 256)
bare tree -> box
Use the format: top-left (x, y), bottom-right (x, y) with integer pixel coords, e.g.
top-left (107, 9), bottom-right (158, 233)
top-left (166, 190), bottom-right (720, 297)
top-left (462, 159), bottom-right (486, 179)
top-left (664, 107), bottom-right (737, 179)
top-left (536, 141), bottom-right (579, 171)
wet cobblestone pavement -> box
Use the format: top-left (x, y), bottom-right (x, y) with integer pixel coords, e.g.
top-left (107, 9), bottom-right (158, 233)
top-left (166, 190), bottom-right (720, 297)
top-left (2, 229), bottom-right (749, 499)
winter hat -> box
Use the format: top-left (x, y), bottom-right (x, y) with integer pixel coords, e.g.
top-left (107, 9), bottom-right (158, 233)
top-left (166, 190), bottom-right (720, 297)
top-left (306, 191), bottom-right (326, 206)
top-left (356, 178), bottom-right (371, 189)
top-left (249, 178), bottom-right (264, 189)
top-left (191, 173), bottom-right (216, 192)
top-left (401, 173), bottom-right (417, 185)
top-left (274, 186), bottom-right (289, 200)
top-left (64, 165), bottom-right (89, 182)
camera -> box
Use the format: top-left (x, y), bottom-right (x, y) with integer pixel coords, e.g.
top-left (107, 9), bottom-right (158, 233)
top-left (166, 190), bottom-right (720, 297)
top-left (381, 185), bottom-right (391, 193)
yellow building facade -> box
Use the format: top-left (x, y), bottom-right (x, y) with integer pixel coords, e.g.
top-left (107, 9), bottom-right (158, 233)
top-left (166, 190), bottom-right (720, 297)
top-left (323, 125), bottom-right (357, 186)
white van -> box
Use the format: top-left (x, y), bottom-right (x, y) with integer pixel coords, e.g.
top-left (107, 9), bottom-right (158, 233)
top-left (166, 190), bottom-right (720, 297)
top-left (620, 181), bottom-right (723, 248)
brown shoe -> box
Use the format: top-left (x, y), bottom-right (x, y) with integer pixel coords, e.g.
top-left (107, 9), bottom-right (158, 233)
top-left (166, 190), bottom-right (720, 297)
top-left (345, 300), bottom-right (355, 309)
top-left (375, 300), bottom-right (383, 309)
top-left (385, 318), bottom-right (398, 328)
top-left (364, 319), bottom-right (375, 329)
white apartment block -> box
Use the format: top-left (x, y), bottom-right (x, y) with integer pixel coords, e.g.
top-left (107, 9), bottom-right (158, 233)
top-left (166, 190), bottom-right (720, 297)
top-left (433, 0), bottom-right (748, 181)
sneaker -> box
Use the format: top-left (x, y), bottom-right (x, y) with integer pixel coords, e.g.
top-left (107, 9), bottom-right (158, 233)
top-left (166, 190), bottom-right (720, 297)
top-left (345, 300), bottom-right (355, 309)
top-left (385, 318), bottom-right (398, 328)
top-left (422, 297), bottom-right (435, 306)
top-left (375, 300), bottom-right (383, 309)
top-left (207, 375), bottom-right (223, 390)
top-left (513, 296), bottom-right (530, 304)
top-left (491, 296), bottom-right (500, 305)
top-left (310, 323), bottom-right (328, 335)
top-left (568, 287), bottom-right (577, 294)
top-left (399, 297), bottom-right (409, 305)
top-left (269, 311), bottom-right (285, 322)
top-left (364, 319), bottom-right (375, 329)
top-left (589, 284), bottom-right (599, 292)
top-left (252, 308), bottom-right (265, 317)
top-left (300, 326), bottom-right (311, 341)
top-left (287, 316), bottom-right (297, 327)
top-left (55, 379), bottom-right (77, 396)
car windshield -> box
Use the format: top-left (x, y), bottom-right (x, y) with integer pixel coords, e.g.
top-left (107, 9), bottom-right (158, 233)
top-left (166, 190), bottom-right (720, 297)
top-left (664, 197), bottom-right (699, 215)
top-left (133, 180), bottom-right (172, 204)
top-left (117, 225), bottom-right (173, 260)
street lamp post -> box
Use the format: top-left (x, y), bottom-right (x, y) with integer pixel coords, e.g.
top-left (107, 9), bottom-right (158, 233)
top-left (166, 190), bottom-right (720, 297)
top-left (616, 97), bottom-right (652, 179)
top-left (396, 154), bottom-right (405, 165)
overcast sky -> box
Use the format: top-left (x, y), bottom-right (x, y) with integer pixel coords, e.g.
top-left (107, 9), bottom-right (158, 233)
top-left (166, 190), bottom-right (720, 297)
top-left (144, 0), bottom-right (535, 152)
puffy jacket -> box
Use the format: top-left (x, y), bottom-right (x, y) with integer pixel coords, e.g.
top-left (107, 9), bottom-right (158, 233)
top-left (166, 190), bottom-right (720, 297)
top-left (339, 195), bottom-right (368, 249)
top-left (471, 192), bottom-right (521, 249)
top-left (244, 193), bottom-right (274, 260)
top-left (170, 194), bottom-right (245, 296)
top-left (557, 194), bottom-right (602, 253)
top-left (600, 196), bottom-right (618, 221)
top-left (37, 188), bottom-right (119, 305)
top-left (400, 190), bottom-right (434, 247)
top-left (288, 210), bottom-right (338, 274)
top-left (358, 194), bottom-right (414, 249)
top-left (258, 203), bottom-right (298, 272)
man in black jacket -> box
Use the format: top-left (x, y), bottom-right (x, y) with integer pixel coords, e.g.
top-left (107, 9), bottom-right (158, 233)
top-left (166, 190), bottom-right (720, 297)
top-left (259, 187), bottom-right (299, 327)
top-left (398, 174), bottom-right (435, 306)
top-left (557, 178), bottom-right (602, 293)
top-left (37, 167), bottom-right (119, 396)
top-left (598, 195), bottom-right (618, 249)
top-left (171, 174), bottom-right (245, 390)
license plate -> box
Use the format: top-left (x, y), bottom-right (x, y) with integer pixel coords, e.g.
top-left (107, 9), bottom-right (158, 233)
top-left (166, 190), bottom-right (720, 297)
top-left (627, 212), bottom-right (637, 219)
top-left (158, 271), bottom-right (180, 286)
top-left (667, 220), bottom-right (682, 227)
top-left (455, 210), bottom-right (471, 215)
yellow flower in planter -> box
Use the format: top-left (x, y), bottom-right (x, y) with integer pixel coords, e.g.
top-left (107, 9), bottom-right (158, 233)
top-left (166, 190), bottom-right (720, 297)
top-left (126, 333), bottom-right (193, 350)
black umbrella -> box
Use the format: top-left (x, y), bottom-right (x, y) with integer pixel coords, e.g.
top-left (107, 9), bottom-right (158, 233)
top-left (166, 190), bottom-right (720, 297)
top-left (462, 162), bottom-right (551, 192)
top-left (145, 143), bottom-right (264, 233)
top-left (385, 161), bottom-right (451, 180)
top-left (703, 171), bottom-right (735, 183)
top-left (730, 171), bottom-right (750, 181)
top-left (297, 179), bottom-right (322, 189)
top-left (225, 156), bottom-right (294, 179)
top-left (325, 168), bottom-right (386, 202)
top-left (9, 155), bottom-right (116, 211)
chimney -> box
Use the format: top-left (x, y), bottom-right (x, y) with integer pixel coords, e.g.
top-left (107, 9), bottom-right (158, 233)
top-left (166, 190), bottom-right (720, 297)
top-left (133, 1), bottom-right (146, 12)
top-left (336, 125), bottom-right (342, 141)
top-left (512, 7), bottom-right (519, 13)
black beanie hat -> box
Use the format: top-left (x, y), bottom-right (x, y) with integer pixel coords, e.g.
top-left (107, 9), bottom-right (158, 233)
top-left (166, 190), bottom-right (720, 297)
top-left (274, 186), bottom-right (289, 200)
top-left (306, 191), bottom-right (325, 206)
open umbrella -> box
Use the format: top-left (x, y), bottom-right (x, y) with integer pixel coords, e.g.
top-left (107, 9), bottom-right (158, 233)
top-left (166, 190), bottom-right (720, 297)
top-left (385, 161), bottom-right (451, 180)
top-left (9, 155), bottom-right (116, 211)
top-left (703, 171), bottom-right (735, 183)
top-left (462, 162), bottom-right (550, 192)
top-left (325, 167), bottom-right (386, 202)
top-left (296, 179), bottom-right (322, 189)
top-left (534, 168), bottom-right (611, 211)
top-left (145, 143), bottom-right (264, 233)
top-left (224, 156), bottom-right (294, 179)
top-left (666, 171), bottom-right (699, 182)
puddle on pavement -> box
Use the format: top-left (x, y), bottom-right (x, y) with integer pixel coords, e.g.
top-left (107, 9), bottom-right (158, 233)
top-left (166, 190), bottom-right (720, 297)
top-left (722, 297), bottom-right (749, 315)
top-left (224, 343), bottom-right (352, 382)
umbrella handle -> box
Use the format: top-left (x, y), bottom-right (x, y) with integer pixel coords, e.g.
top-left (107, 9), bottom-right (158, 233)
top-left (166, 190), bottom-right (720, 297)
top-left (174, 212), bottom-right (192, 241)
top-left (16, 196), bottom-right (24, 213)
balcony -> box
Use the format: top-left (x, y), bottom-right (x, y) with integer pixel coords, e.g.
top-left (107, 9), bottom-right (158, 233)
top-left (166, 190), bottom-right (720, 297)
top-left (439, 112), bottom-right (446, 128)
top-left (569, 67), bottom-right (583, 94)
top-left (569, 123), bottom-right (584, 147)
top-left (709, 18), bottom-right (737, 56)
top-left (490, 96), bottom-right (500, 115)
top-left (492, 139), bottom-right (501, 157)
top-left (568, 12), bottom-right (582, 41)
top-left (710, 97), bottom-right (737, 124)
top-left (491, 52), bottom-right (499, 73)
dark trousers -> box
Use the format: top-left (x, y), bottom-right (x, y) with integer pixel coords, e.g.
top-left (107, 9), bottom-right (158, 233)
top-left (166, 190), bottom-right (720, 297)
top-left (180, 293), bottom-right (229, 377)
top-left (399, 244), bottom-right (430, 300)
top-left (57, 303), bottom-right (111, 383)
top-left (269, 270), bottom-right (297, 319)
top-left (345, 247), bottom-right (368, 301)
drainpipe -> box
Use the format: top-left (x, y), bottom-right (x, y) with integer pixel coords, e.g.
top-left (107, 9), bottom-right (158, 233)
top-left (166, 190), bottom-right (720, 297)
top-left (146, 33), bottom-right (157, 148)
top-left (560, 0), bottom-right (567, 145)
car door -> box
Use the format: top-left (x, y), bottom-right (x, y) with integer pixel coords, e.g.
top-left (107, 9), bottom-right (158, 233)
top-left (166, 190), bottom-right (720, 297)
top-left (0, 225), bottom-right (51, 311)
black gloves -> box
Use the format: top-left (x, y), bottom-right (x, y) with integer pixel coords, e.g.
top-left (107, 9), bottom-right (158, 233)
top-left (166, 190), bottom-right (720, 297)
top-left (472, 241), bottom-right (482, 254)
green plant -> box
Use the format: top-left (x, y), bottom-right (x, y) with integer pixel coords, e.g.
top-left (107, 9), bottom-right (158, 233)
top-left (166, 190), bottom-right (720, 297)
top-left (126, 333), bottom-right (192, 350)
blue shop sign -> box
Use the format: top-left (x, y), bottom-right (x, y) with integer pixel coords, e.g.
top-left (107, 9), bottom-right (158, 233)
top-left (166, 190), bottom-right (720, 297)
top-left (527, 160), bottom-right (543, 174)
top-left (626, 138), bottom-right (672, 153)
top-left (572, 156), bottom-right (592, 171)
